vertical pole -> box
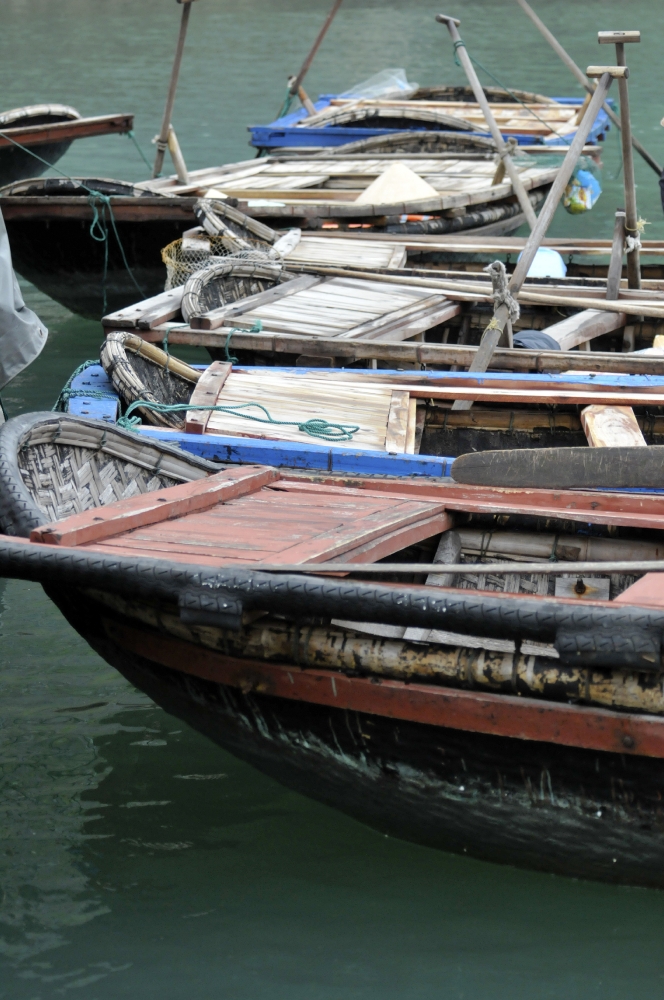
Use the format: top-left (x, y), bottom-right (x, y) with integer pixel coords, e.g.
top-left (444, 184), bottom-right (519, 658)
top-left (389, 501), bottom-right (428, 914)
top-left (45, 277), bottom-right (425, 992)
top-left (153, 1), bottom-right (194, 179)
top-left (613, 39), bottom-right (641, 289)
top-left (435, 14), bottom-right (537, 230)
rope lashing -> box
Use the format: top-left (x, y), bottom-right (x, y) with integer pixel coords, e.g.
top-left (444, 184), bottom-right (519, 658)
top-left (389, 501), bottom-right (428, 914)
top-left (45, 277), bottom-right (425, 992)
top-left (497, 136), bottom-right (519, 161)
top-left (223, 321), bottom-right (262, 363)
top-left (452, 38), bottom-right (572, 146)
top-left (52, 359), bottom-right (118, 412)
top-left (117, 398), bottom-right (360, 442)
top-left (625, 217), bottom-right (649, 254)
top-left (484, 261), bottom-right (520, 323)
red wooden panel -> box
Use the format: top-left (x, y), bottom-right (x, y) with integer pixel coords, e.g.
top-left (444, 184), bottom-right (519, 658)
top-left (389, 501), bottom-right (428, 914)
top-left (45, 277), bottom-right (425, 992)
top-left (31, 466), bottom-right (277, 546)
top-left (106, 619), bottom-right (664, 759)
top-left (614, 573), bottom-right (664, 608)
top-left (284, 475), bottom-right (664, 530)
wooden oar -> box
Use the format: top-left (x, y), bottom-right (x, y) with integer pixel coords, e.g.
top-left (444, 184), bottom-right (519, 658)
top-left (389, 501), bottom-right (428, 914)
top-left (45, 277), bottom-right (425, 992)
top-left (451, 445), bottom-right (664, 490)
top-left (153, 0), bottom-right (199, 179)
top-left (435, 14), bottom-right (537, 230)
top-left (287, 0), bottom-right (344, 107)
top-left (514, 0), bottom-right (662, 176)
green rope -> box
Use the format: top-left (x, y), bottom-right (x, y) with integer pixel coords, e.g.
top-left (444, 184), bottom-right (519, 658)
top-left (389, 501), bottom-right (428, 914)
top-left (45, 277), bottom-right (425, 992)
top-left (126, 130), bottom-right (153, 172)
top-left (117, 398), bottom-right (360, 442)
top-left (452, 39), bottom-right (572, 146)
top-left (277, 83), bottom-right (295, 121)
top-left (0, 127), bottom-right (148, 314)
top-left (52, 359), bottom-right (116, 412)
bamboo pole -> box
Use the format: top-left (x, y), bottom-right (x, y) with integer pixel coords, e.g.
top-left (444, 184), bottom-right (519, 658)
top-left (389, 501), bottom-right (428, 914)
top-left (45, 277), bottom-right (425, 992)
top-left (288, 0), bottom-right (344, 101)
top-left (235, 560), bottom-right (664, 575)
top-left (514, 0), bottom-right (662, 175)
top-left (435, 14), bottom-right (537, 229)
top-left (599, 31), bottom-right (641, 289)
top-left (153, 0), bottom-right (198, 179)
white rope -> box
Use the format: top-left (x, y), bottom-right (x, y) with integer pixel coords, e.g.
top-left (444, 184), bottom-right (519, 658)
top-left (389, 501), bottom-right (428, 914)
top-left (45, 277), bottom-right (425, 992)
top-left (484, 260), bottom-right (520, 322)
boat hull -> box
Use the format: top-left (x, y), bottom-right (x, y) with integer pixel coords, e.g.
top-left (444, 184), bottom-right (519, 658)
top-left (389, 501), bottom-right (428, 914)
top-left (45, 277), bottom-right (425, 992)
top-left (54, 585), bottom-right (664, 889)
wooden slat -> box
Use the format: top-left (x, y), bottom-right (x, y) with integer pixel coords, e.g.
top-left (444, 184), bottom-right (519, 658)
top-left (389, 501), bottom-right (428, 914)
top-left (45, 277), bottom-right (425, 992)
top-left (30, 466), bottom-right (278, 546)
top-left (191, 275), bottom-right (322, 330)
top-left (405, 397), bottom-right (417, 455)
top-left (384, 391), bottom-right (409, 453)
top-left (185, 361), bottom-right (232, 434)
top-left (543, 309), bottom-right (627, 351)
top-left (103, 288), bottom-right (184, 330)
top-left (581, 405), bottom-right (647, 448)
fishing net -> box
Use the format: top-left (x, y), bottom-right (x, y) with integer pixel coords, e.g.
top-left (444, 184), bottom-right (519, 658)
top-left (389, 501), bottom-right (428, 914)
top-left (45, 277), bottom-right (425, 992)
top-left (161, 233), bottom-right (279, 290)
top-left (161, 198), bottom-right (302, 289)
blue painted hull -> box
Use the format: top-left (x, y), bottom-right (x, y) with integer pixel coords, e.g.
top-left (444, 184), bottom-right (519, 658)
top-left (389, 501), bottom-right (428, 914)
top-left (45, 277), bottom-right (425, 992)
top-left (249, 95), bottom-right (610, 150)
top-left (63, 364), bottom-right (664, 485)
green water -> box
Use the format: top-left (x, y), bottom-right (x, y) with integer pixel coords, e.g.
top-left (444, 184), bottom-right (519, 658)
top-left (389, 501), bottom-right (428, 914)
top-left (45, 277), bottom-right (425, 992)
top-left (2, 1), bottom-right (664, 996)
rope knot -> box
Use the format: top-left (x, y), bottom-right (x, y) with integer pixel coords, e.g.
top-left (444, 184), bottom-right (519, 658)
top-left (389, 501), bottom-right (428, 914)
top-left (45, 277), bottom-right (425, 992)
top-left (498, 137), bottom-right (519, 161)
top-left (625, 217), bottom-right (649, 254)
top-left (483, 260), bottom-right (520, 323)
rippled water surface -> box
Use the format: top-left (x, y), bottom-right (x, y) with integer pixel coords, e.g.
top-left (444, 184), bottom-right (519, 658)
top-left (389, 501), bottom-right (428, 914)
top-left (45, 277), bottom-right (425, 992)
top-left (2, 2), bottom-right (664, 996)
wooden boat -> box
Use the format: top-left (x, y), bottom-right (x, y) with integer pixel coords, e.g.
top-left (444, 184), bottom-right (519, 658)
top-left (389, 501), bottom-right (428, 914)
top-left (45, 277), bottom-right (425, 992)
top-left (248, 86), bottom-right (609, 151)
top-left (0, 106), bottom-right (133, 186)
top-left (55, 333), bottom-right (664, 487)
top-left (5, 410), bottom-right (664, 887)
top-left (0, 136), bottom-right (554, 317)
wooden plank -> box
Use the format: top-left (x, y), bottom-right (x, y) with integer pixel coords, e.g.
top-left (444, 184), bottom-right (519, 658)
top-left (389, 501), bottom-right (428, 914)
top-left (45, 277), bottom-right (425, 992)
top-left (384, 391), bottom-right (409, 453)
top-left (134, 328), bottom-right (664, 376)
top-left (450, 446), bottom-right (664, 490)
top-left (0, 113), bottom-right (134, 149)
top-left (581, 405), bottom-right (647, 448)
top-left (284, 475), bottom-right (664, 529)
top-left (336, 293), bottom-right (451, 340)
top-left (185, 361), bottom-right (232, 434)
top-left (103, 288), bottom-right (184, 330)
top-left (543, 309), bottom-right (627, 350)
top-left (405, 397), bottom-right (417, 454)
top-left (191, 275), bottom-right (322, 330)
top-left (30, 466), bottom-right (278, 547)
top-left (108, 620), bottom-right (664, 759)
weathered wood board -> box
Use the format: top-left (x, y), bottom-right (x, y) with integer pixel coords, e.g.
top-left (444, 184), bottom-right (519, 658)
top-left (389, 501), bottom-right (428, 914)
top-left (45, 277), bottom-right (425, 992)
top-left (31, 467), bottom-right (451, 569)
top-left (202, 370), bottom-right (417, 452)
top-left (191, 274), bottom-right (461, 342)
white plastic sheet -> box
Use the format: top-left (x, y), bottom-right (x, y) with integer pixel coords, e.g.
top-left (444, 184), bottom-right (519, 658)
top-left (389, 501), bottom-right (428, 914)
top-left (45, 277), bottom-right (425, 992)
top-left (339, 69), bottom-right (419, 102)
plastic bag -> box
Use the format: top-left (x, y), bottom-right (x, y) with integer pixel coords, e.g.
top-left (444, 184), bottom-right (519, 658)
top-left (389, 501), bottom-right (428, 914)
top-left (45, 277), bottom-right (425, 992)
top-left (340, 69), bottom-right (419, 102)
top-left (563, 156), bottom-right (602, 214)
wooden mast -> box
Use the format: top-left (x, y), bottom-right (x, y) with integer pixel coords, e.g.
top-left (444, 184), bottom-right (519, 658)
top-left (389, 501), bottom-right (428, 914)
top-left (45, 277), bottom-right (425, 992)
top-left (152, 0), bottom-right (199, 179)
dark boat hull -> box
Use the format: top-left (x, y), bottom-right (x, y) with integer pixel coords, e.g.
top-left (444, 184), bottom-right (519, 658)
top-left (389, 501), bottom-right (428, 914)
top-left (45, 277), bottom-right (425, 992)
top-left (55, 586), bottom-right (664, 889)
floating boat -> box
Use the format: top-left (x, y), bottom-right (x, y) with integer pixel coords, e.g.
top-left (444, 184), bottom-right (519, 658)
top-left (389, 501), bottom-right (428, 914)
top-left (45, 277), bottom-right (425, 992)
top-left (0, 135), bottom-right (555, 317)
top-left (3, 410), bottom-right (664, 887)
top-left (248, 86), bottom-right (610, 151)
top-left (53, 330), bottom-right (664, 488)
top-left (0, 106), bottom-right (134, 187)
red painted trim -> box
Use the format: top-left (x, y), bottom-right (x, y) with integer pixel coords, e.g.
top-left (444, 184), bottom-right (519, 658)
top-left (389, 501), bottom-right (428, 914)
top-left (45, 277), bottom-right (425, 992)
top-left (104, 618), bottom-right (664, 759)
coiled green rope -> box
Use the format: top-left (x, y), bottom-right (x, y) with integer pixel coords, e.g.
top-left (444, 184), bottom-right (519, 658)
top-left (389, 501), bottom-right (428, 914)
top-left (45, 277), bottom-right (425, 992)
top-left (117, 398), bottom-right (360, 442)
